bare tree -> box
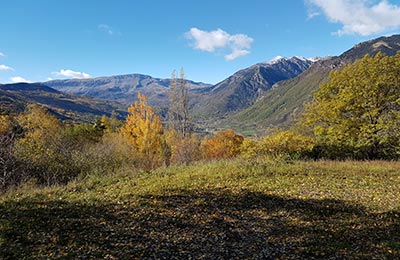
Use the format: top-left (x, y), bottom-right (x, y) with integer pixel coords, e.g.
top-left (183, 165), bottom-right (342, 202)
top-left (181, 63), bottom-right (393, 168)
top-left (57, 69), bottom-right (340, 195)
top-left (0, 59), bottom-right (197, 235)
top-left (168, 68), bottom-right (193, 136)
top-left (166, 68), bottom-right (199, 165)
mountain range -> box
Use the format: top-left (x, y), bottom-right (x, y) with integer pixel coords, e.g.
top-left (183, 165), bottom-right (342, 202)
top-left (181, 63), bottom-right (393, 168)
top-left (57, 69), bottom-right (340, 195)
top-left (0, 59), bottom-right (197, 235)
top-left (1, 34), bottom-right (400, 134)
top-left (41, 56), bottom-right (313, 125)
top-left (44, 74), bottom-right (211, 107)
top-left (0, 82), bottom-right (126, 122)
top-left (192, 56), bottom-right (313, 119)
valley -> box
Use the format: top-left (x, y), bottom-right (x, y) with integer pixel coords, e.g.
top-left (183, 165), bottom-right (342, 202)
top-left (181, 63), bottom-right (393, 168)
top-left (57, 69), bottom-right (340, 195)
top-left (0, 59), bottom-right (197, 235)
top-left (2, 1), bottom-right (400, 259)
top-left (2, 34), bottom-right (400, 135)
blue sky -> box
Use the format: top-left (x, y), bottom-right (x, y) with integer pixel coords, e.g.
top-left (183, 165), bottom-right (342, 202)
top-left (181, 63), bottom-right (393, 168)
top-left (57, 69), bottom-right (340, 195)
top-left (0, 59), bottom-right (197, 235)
top-left (1, 0), bottom-right (400, 84)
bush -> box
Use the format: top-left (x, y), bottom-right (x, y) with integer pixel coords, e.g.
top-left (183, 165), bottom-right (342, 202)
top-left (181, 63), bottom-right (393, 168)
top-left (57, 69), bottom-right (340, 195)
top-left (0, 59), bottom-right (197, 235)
top-left (260, 130), bottom-right (315, 159)
top-left (0, 115), bottom-right (27, 191)
top-left (201, 130), bottom-right (244, 160)
top-left (240, 138), bottom-right (260, 159)
top-left (165, 130), bottom-right (200, 165)
top-left (80, 132), bottom-right (138, 176)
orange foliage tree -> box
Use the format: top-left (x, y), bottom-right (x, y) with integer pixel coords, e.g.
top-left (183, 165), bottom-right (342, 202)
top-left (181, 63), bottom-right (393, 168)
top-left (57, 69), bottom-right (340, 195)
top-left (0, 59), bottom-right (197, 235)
top-left (201, 130), bottom-right (244, 159)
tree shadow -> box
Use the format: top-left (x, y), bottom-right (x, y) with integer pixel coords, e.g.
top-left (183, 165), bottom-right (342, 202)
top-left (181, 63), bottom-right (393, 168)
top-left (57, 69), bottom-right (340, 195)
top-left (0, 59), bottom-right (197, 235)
top-left (1, 190), bottom-right (399, 259)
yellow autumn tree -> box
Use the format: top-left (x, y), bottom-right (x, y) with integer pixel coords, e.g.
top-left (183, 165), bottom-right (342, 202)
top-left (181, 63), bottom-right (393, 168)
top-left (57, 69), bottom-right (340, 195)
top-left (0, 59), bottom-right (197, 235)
top-left (14, 104), bottom-right (71, 184)
top-left (15, 104), bottom-right (61, 163)
top-left (303, 53), bottom-right (400, 159)
top-left (120, 93), bottom-right (165, 170)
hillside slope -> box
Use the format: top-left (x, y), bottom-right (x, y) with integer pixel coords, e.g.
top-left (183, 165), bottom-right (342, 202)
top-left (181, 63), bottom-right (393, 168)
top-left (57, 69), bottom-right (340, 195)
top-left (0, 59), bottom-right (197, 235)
top-left (193, 56), bottom-right (313, 119)
top-left (228, 34), bottom-right (400, 134)
top-left (0, 83), bottom-right (126, 122)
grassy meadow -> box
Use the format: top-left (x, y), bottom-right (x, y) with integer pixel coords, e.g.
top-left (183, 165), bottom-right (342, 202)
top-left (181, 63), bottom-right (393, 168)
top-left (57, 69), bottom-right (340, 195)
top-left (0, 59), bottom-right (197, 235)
top-left (1, 159), bottom-right (400, 259)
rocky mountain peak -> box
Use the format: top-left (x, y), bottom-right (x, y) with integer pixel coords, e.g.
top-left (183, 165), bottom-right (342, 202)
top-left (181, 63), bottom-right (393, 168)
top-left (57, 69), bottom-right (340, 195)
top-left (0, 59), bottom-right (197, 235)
top-left (265, 56), bottom-right (312, 65)
top-left (195, 54), bottom-right (314, 118)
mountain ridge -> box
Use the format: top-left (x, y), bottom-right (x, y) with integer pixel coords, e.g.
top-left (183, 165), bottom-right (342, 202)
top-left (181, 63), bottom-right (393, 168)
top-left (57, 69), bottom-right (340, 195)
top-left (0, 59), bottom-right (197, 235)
top-left (226, 34), bottom-right (400, 134)
top-left (0, 82), bottom-right (126, 122)
top-left (41, 58), bottom-right (313, 127)
top-left (193, 56), bottom-right (314, 119)
top-left (45, 73), bottom-right (211, 107)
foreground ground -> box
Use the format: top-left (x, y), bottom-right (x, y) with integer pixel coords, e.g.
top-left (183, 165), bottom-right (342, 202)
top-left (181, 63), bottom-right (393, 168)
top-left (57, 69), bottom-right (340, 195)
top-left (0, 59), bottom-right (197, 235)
top-left (1, 160), bottom-right (399, 259)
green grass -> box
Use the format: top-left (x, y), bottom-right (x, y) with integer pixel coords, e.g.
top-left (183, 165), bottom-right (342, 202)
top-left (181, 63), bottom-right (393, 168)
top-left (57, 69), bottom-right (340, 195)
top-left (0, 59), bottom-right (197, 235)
top-left (1, 160), bottom-right (400, 259)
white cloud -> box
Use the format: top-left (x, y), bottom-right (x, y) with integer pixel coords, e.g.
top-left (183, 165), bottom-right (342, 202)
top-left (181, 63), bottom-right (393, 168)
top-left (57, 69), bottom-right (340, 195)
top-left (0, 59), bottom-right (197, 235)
top-left (307, 10), bottom-right (321, 19)
top-left (225, 49), bottom-right (250, 61)
top-left (52, 69), bottom-right (91, 79)
top-left (10, 76), bottom-right (31, 83)
top-left (185, 27), bottom-right (253, 61)
top-left (0, 52), bottom-right (4, 57)
top-left (98, 24), bottom-right (114, 35)
top-left (0, 64), bottom-right (13, 71)
top-left (186, 28), bottom-right (230, 52)
top-left (307, 0), bottom-right (400, 36)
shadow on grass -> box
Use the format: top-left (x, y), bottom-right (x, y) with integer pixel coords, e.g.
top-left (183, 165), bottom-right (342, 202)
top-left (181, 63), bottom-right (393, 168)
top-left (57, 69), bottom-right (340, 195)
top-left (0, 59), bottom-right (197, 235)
top-left (1, 190), bottom-right (399, 259)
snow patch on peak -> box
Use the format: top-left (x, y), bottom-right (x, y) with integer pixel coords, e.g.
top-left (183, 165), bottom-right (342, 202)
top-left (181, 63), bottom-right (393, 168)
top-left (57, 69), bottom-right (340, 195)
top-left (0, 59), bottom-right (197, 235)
top-left (267, 56), bottom-right (313, 65)
top-left (309, 56), bottom-right (323, 62)
top-left (263, 55), bottom-right (320, 66)
top-left (268, 56), bottom-right (286, 64)
top-left (308, 56), bottom-right (333, 62)
top-left (293, 56), bottom-right (309, 62)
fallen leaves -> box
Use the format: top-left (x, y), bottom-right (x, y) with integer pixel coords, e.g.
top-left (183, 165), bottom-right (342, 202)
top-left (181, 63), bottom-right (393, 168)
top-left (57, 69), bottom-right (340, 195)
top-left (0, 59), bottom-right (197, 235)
top-left (1, 160), bottom-right (399, 259)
